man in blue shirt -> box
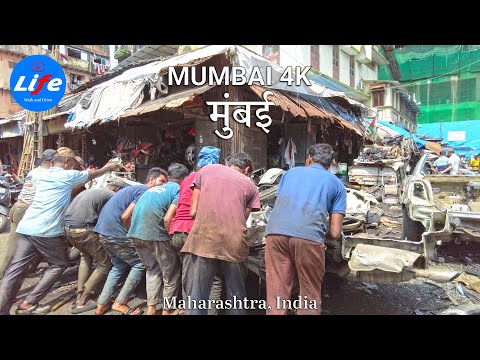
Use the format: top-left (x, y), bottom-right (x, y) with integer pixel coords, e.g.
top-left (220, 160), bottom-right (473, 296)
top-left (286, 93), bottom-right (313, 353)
top-left (0, 147), bottom-right (121, 315)
top-left (94, 167), bottom-right (168, 315)
top-left (265, 143), bottom-right (346, 315)
top-left (129, 163), bottom-right (189, 315)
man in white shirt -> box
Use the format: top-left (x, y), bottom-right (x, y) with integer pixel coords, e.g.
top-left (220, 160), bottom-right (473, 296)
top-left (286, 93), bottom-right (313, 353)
top-left (0, 149), bottom-right (56, 279)
top-left (440, 148), bottom-right (461, 175)
top-left (0, 147), bottom-right (121, 315)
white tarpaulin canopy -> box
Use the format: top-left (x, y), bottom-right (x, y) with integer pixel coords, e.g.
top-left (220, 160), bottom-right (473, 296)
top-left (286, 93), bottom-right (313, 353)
top-left (64, 45), bottom-right (369, 129)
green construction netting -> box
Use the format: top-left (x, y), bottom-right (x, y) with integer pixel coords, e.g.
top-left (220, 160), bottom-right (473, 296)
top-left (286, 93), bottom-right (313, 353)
top-left (378, 45), bottom-right (480, 124)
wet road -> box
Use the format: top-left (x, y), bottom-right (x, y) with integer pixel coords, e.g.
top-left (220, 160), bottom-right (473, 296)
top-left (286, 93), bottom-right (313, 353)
top-left (1, 229), bottom-right (478, 315)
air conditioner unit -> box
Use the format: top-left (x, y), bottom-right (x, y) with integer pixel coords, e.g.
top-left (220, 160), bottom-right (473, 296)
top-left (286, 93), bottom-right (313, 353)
top-left (356, 81), bottom-right (365, 91)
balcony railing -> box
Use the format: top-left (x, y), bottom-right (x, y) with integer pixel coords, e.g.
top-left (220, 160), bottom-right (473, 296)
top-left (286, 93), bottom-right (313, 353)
top-left (0, 44), bottom-right (50, 56)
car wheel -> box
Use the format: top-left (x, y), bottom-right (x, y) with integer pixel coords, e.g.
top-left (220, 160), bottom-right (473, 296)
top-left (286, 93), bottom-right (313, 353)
top-left (402, 206), bottom-right (425, 241)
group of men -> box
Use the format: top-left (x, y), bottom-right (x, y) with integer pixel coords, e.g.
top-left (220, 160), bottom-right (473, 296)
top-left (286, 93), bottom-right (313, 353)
top-left (0, 141), bottom-right (346, 315)
top-left (432, 148), bottom-right (479, 175)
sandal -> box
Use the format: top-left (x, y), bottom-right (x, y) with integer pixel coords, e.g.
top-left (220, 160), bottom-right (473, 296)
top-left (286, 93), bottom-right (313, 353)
top-left (122, 307), bottom-right (144, 315)
top-left (162, 309), bottom-right (181, 315)
top-left (71, 300), bottom-right (97, 314)
top-left (15, 304), bottom-right (51, 315)
top-left (95, 302), bottom-right (112, 315)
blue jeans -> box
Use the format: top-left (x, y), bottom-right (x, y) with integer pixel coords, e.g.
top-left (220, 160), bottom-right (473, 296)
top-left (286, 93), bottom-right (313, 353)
top-left (97, 236), bottom-right (145, 306)
top-left (185, 254), bottom-right (247, 315)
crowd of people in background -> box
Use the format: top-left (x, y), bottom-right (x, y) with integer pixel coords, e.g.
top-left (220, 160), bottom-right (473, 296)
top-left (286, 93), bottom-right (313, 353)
top-left (432, 148), bottom-right (480, 175)
top-left (0, 142), bottom-right (348, 315)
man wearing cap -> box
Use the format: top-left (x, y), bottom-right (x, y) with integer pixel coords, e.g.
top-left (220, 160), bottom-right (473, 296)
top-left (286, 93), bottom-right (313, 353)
top-left (0, 149), bottom-right (56, 280)
top-left (65, 177), bottom-right (127, 314)
top-left (71, 156), bottom-right (88, 200)
top-left (0, 147), bottom-right (121, 315)
top-left (169, 146), bottom-right (221, 309)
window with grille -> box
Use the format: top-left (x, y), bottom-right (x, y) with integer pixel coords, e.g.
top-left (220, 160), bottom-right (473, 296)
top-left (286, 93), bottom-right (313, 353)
top-left (311, 45), bottom-right (319, 70)
top-left (67, 47), bottom-right (82, 59)
top-left (332, 45), bottom-right (339, 79)
top-left (8, 61), bottom-right (17, 69)
top-left (372, 90), bottom-right (384, 107)
top-left (349, 55), bottom-right (355, 87)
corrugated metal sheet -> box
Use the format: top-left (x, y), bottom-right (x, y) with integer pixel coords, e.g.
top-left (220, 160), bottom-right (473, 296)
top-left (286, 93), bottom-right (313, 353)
top-left (120, 85), bottom-right (213, 119)
top-left (249, 85), bottom-right (365, 137)
top-left (0, 111), bottom-right (26, 125)
top-left (282, 91), bottom-right (335, 122)
top-left (1, 92), bottom-right (85, 124)
top-left (368, 84), bottom-right (386, 90)
top-left (250, 85), bottom-right (307, 118)
top-left (0, 120), bottom-right (23, 138)
top-left (43, 111), bottom-right (71, 121)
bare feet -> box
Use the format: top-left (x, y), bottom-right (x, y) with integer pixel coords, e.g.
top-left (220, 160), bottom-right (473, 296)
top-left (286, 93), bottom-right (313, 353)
top-left (147, 305), bottom-right (158, 315)
top-left (111, 301), bottom-right (143, 315)
top-left (17, 301), bottom-right (35, 311)
top-left (95, 303), bottom-right (111, 315)
top-left (162, 309), bottom-right (180, 315)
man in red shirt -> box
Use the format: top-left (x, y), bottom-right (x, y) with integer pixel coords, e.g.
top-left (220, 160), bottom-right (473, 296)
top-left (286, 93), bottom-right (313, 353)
top-left (169, 146), bottom-right (220, 301)
top-left (181, 152), bottom-right (260, 315)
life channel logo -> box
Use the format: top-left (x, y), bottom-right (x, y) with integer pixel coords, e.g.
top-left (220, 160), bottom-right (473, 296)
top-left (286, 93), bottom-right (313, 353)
top-left (10, 55), bottom-right (66, 112)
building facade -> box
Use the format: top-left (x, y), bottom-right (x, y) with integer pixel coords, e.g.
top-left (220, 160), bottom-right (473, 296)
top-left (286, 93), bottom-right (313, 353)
top-left (0, 45), bottom-right (111, 118)
top-left (379, 45), bottom-right (480, 124)
top-left (243, 45), bottom-right (388, 102)
top-left (363, 80), bottom-right (421, 132)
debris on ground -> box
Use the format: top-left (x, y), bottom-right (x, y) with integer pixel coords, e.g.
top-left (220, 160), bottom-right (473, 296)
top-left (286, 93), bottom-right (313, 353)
top-left (437, 304), bottom-right (480, 315)
top-left (452, 272), bottom-right (480, 293)
top-left (357, 287), bottom-right (373, 295)
top-left (363, 282), bottom-right (379, 291)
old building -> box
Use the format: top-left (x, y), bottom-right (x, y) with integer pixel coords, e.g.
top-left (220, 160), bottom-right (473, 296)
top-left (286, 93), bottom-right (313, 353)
top-left (243, 45), bottom-right (388, 103)
top-left (0, 45), bottom-right (111, 119)
top-left (363, 80), bottom-right (421, 132)
top-left (379, 45), bottom-right (480, 124)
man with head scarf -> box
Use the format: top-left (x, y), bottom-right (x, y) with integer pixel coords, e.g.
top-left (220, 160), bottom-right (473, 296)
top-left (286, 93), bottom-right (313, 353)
top-left (169, 146), bottom-right (220, 305)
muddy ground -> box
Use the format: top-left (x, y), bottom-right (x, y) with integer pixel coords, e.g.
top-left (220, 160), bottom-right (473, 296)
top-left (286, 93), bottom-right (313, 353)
top-left (1, 230), bottom-right (479, 316)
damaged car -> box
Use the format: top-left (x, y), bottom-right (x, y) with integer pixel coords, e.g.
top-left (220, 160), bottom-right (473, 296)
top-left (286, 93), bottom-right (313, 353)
top-left (336, 152), bottom-right (480, 285)
top-left (401, 152), bottom-right (480, 259)
top-left (247, 161), bottom-right (472, 286)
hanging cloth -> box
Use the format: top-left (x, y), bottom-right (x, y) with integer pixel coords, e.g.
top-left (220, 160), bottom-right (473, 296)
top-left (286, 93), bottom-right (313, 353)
top-left (284, 138), bottom-right (297, 169)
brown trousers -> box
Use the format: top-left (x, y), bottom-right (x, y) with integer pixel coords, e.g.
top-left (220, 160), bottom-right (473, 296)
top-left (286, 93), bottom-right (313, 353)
top-left (66, 229), bottom-right (112, 295)
top-left (0, 200), bottom-right (29, 279)
top-left (265, 234), bottom-right (326, 315)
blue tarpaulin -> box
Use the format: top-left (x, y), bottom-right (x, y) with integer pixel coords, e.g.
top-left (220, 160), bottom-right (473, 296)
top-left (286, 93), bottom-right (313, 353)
top-left (416, 120), bottom-right (480, 158)
top-left (367, 119), bottom-right (427, 148)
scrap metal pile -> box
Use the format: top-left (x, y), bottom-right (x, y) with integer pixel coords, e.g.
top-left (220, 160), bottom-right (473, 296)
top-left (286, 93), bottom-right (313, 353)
top-left (355, 145), bottom-right (402, 163)
top-left (245, 168), bottom-right (405, 279)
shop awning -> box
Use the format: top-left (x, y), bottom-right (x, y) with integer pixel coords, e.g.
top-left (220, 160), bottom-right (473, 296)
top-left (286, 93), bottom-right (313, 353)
top-left (5, 45), bottom-right (369, 132)
top-left (249, 85), bottom-right (365, 137)
top-left (0, 120), bottom-right (23, 138)
top-left (120, 84), bottom-right (214, 120)
top-left (0, 110), bottom-right (26, 125)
